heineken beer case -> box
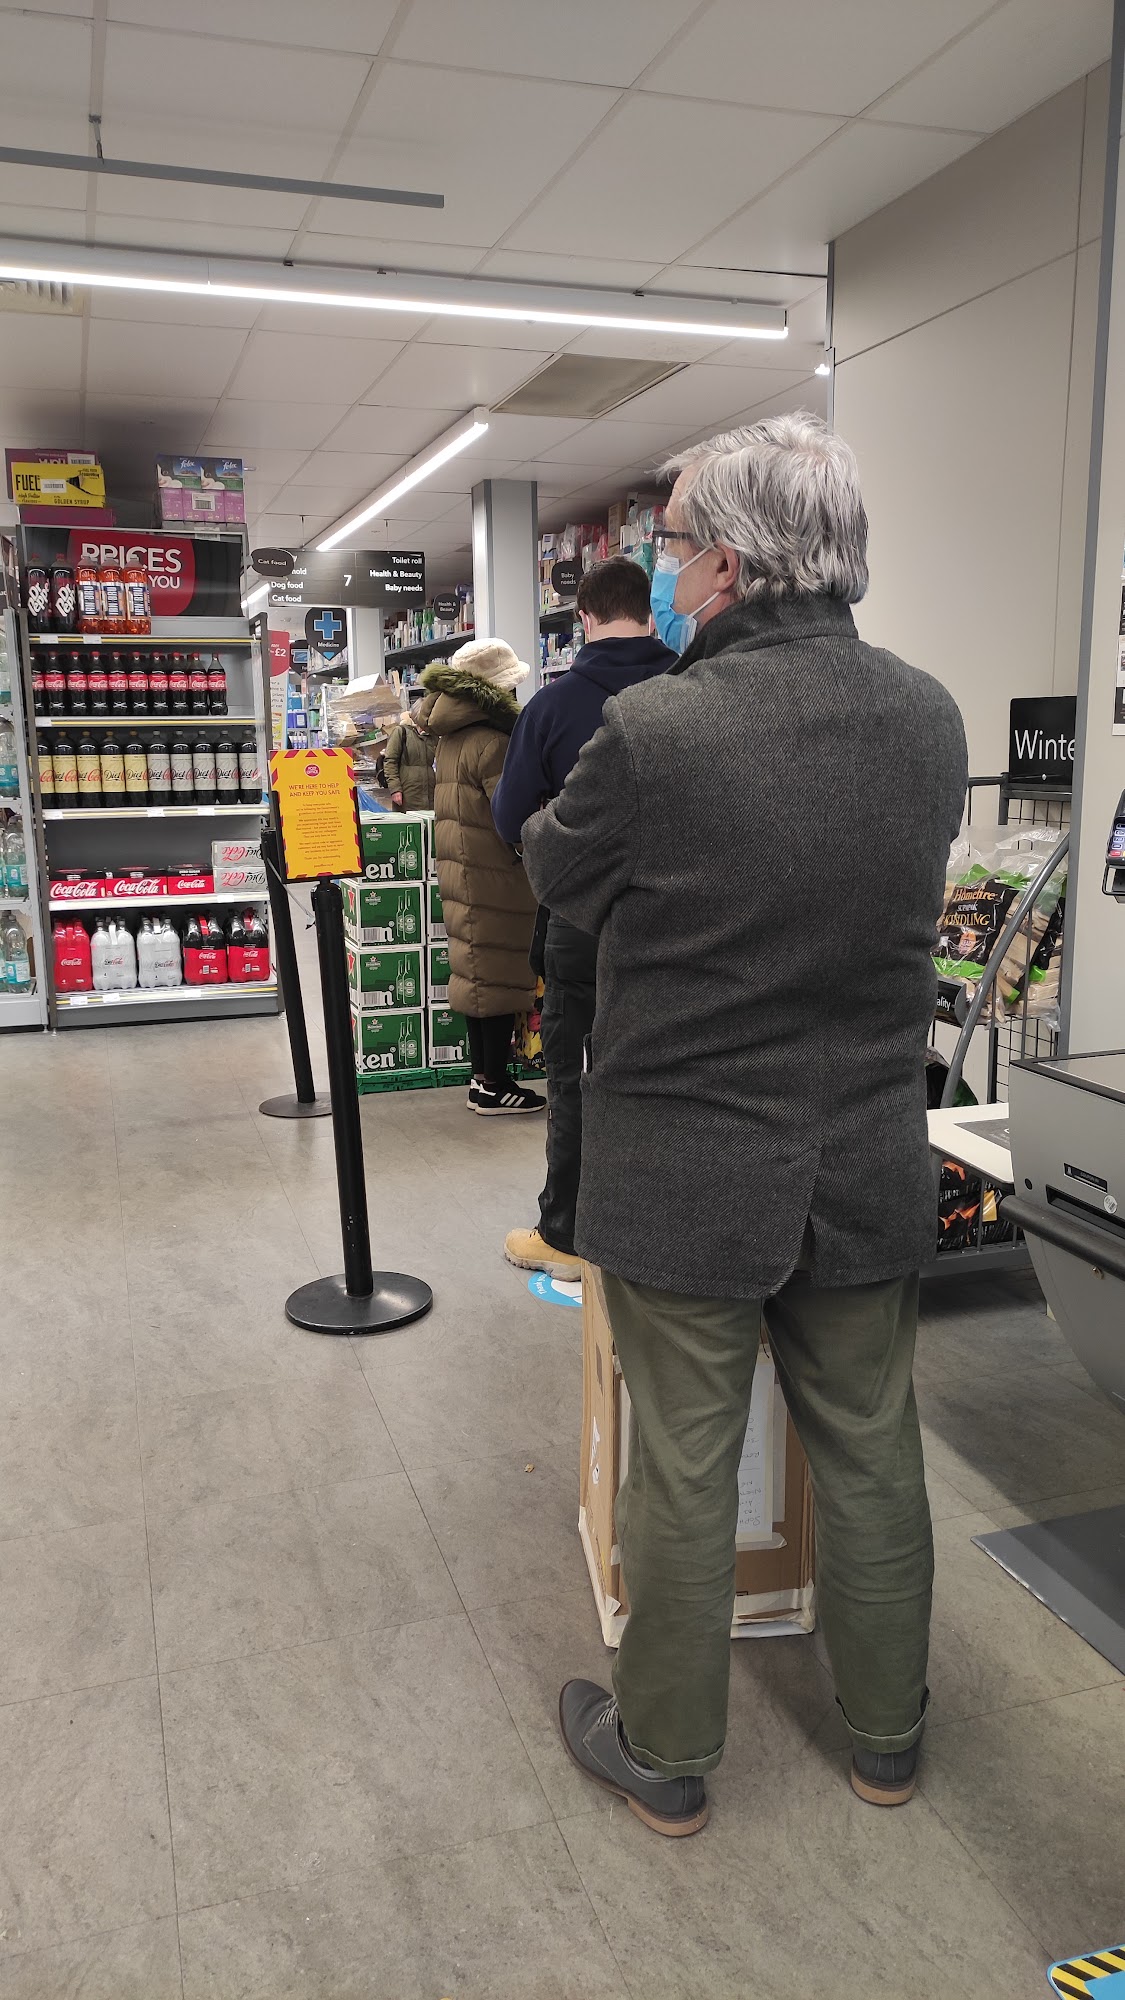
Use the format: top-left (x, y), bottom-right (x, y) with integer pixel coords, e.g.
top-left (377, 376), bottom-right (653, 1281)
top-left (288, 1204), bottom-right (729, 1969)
top-left (341, 879), bottom-right (425, 946)
top-left (428, 1005), bottom-right (470, 1070)
top-left (352, 1008), bottom-right (427, 1075)
top-left (346, 944), bottom-right (424, 1013)
top-left (358, 814), bottom-right (426, 882)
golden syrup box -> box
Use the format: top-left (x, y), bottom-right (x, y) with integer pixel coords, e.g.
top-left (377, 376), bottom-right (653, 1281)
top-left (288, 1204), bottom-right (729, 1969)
top-left (579, 1264), bottom-right (815, 1647)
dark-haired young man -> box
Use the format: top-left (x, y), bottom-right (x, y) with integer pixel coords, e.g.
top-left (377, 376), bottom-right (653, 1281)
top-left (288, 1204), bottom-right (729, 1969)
top-left (492, 555), bottom-right (674, 1277)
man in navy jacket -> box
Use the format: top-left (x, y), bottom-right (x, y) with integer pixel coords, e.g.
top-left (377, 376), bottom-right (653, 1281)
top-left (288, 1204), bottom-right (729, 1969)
top-left (492, 556), bottom-right (674, 1277)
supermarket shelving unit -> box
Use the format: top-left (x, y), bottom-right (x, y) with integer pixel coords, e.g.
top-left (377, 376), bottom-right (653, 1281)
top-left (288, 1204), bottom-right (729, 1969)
top-left (14, 606), bottom-right (279, 1029)
top-left (0, 597), bottom-right (48, 1028)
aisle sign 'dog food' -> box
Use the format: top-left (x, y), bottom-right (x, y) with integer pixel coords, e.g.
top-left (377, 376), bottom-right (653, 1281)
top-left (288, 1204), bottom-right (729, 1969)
top-left (269, 746), bottom-right (361, 882)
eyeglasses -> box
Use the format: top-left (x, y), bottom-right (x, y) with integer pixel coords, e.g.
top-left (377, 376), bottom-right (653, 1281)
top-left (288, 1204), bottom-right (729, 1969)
top-left (652, 527), bottom-right (697, 554)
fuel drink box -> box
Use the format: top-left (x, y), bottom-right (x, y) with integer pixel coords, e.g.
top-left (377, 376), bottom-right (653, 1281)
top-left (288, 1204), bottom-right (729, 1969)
top-left (427, 879), bottom-right (447, 941)
top-left (427, 942), bottom-right (451, 1004)
top-left (341, 879), bottom-right (424, 946)
top-left (352, 1007), bottom-right (427, 1075)
top-left (580, 1264), bottom-right (816, 1648)
top-left (346, 943), bottom-right (423, 1012)
top-left (358, 814), bottom-right (426, 881)
top-left (428, 1005), bottom-right (470, 1070)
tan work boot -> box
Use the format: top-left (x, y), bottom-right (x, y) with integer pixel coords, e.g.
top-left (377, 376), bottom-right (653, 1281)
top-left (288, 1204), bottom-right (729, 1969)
top-left (504, 1227), bottom-right (582, 1280)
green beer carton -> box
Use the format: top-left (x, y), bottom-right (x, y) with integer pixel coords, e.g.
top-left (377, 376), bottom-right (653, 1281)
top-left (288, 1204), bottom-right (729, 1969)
top-left (428, 1004), bottom-right (470, 1069)
top-left (341, 879), bottom-right (424, 946)
top-left (346, 944), bottom-right (424, 1012)
top-left (427, 878), bottom-right (447, 941)
top-left (352, 1008), bottom-right (427, 1075)
top-left (428, 942), bottom-right (452, 1004)
top-left (359, 814), bottom-right (426, 881)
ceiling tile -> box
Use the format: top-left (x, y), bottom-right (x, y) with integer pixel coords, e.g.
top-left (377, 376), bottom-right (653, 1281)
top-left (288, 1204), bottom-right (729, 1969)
top-left (592, 362), bottom-right (809, 430)
top-left (225, 329), bottom-right (405, 405)
top-left (252, 303), bottom-right (432, 340)
top-left (82, 392), bottom-right (217, 435)
top-left (727, 371), bottom-right (829, 424)
top-left (703, 336), bottom-right (827, 373)
top-left (247, 512), bottom-right (331, 545)
top-left (562, 328), bottom-right (731, 366)
top-left (293, 235), bottom-right (487, 273)
top-left (288, 450), bottom-right (404, 489)
top-left (85, 319), bottom-right (248, 399)
top-left (0, 166), bottom-right (89, 212)
top-left (0, 12), bottom-right (93, 151)
top-left (460, 413), bottom-right (590, 457)
top-left (417, 318), bottom-right (562, 354)
top-left (873, 0), bottom-right (1112, 133)
top-left (393, 0), bottom-right (698, 85)
top-left (100, 23), bottom-right (371, 179)
top-left (649, 266), bottom-right (820, 304)
top-left (690, 120), bottom-right (978, 270)
top-left (0, 401), bottom-right (84, 446)
top-left (203, 402), bottom-right (351, 450)
top-left (523, 419), bottom-right (681, 467)
top-left (93, 177), bottom-right (307, 232)
top-left (333, 65), bottom-right (617, 247)
top-left (89, 289), bottom-right (263, 330)
top-left (93, 214), bottom-right (297, 257)
top-left (236, 448), bottom-right (309, 488)
top-left (479, 249), bottom-right (667, 289)
top-left (0, 315), bottom-right (85, 393)
top-left (322, 406), bottom-right (461, 454)
top-left (105, 0), bottom-right (400, 55)
top-left (505, 96), bottom-right (843, 264)
top-left (783, 285), bottom-right (830, 345)
top-left (359, 343), bottom-right (546, 409)
top-left (641, 0), bottom-right (994, 117)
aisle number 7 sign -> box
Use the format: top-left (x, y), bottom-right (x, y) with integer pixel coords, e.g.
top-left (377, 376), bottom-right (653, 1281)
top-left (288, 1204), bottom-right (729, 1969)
top-left (269, 746), bottom-right (361, 882)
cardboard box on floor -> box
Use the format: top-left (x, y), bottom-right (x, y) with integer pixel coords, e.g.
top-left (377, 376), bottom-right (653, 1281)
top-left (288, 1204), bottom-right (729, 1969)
top-left (579, 1263), bottom-right (815, 1648)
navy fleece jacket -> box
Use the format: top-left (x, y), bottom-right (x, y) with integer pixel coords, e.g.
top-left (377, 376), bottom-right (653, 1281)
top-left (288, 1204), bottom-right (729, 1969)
top-left (491, 634), bottom-right (674, 844)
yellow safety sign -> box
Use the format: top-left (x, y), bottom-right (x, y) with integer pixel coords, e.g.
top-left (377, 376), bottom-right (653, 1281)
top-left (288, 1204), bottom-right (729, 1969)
top-left (1049, 1945), bottom-right (1125, 1996)
top-left (10, 460), bottom-right (106, 508)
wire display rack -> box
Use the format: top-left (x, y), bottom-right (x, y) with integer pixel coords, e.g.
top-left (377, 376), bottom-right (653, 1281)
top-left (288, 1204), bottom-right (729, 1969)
top-left (924, 773), bottom-right (1070, 1279)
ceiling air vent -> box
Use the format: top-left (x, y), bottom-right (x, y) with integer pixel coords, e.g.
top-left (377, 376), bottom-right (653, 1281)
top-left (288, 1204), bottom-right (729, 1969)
top-left (0, 279), bottom-right (80, 315)
top-left (496, 353), bottom-right (684, 420)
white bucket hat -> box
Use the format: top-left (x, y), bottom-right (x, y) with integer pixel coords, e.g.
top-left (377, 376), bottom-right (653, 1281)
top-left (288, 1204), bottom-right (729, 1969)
top-left (451, 638), bottom-right (531, 692)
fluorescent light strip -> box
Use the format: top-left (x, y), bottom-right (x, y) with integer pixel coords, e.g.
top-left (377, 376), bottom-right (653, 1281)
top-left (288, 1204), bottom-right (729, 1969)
top-left (0, 243), bottom-right (788, 342)
top-left (316, 411), bottom-right (489, 553)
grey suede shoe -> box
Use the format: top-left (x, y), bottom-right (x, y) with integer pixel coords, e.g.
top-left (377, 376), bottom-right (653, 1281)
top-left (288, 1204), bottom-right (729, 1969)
top-left (558, 1681), bottom-right (710, 1837)
top-left (850, 1742), bottom-right (919, 1806)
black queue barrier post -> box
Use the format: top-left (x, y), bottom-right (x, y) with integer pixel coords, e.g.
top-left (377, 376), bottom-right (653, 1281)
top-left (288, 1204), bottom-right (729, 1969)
top-left (258, 822), bottom-right (332, 1120)
top-left (285, 875), bottom-right (433, 1335)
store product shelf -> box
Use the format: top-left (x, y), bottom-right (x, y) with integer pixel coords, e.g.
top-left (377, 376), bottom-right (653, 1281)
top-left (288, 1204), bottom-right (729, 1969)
top-left (30, 633), bottom-right (253, 648)
top-left (0, 897), bottom-right (31, 912)
top-left (49, 889), bottom-right (266, 912)
top-left (385, 629), bottom-right (475, 666)
top-left (57, 981), bottom-right (276, 1018)
top-left (34, 714), bottom-right (256, 729)
top-left (43, 804), bottom-right (268, 820)
top-left (540, 606), bottom-right (579, 630)
top-left (0, 988), bottom-right (40, 1025)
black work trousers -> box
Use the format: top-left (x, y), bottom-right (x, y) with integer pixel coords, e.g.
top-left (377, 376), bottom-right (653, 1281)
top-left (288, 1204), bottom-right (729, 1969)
top-left (538, 914), bottom-right (598, 1255)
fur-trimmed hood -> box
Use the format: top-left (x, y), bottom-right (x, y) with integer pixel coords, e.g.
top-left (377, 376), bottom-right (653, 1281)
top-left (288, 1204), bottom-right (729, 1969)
top-left (418, 661), bottom-right (521, 736)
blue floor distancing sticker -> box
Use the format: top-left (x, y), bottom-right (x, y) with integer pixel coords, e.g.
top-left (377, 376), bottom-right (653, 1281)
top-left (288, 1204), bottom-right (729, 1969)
top-left (1049, 1947), bottom-right (1125, 1996)
top-left (527, 1272), bottom-right (583, 1309)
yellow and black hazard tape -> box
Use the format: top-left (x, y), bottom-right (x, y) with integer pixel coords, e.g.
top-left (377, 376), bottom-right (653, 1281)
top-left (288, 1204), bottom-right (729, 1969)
top-left (1049, 1945), bottom-right (1125, 1996)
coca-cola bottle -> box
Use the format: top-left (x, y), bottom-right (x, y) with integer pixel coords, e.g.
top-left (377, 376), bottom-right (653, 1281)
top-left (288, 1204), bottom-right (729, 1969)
top-left (37, 736), bottom-right (55, 807)
top-left (215, 733), bottom-right (240, 805)
top-left (123, 562), bottom-right (150, 635)
top-left (44, 654), bottom-right (68, 714)
top-left (87, 658), bottom-right (109, 716)
top-left (146, 731), bottom-right (172, 807)
top-left (123, 730), bottom-right (148, 806)
top-left (207, 657), bottom-right (227, 714)
top-left (99, 733), bottom-right (126, 806)
top-left (76, 562), bottom-right (102, 634)
top-left (65, 656), bottom-right (89, 714)
top-left (188, 656), bottom-right (209, 715)
top-left (170, 732), bottom-right (194, 804)
top-left (191, 734), bottom-right (217, 805)
top-left (52, 730), bottom-right (79, 807)
top-left (148, 656), bottom-right (169, 714)
top-left (24, 563), bottom-right (52, 633)
top-left (237, 730), bottom-right (261, 804)
top-left (76, 729), bottom-right (103, 809)
top-left (128, 654), bottom-right (149, 713)
top-left (99, 563), bottom-right (126, 634)
top-left (49, 563), bottom-right (77, 632)
top-left (107, 652), bottom-right (130, 713)
top-left (30, 661), bottom-right (46, 715)
top-left (168, 653), bottom-right (189, 713)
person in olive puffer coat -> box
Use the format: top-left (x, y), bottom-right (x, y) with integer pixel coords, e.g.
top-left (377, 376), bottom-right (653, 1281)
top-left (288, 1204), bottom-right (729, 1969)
top-left (417, 641), bottom-right (544, 1116)
top-left (383, 707), bottom-right (437, 810)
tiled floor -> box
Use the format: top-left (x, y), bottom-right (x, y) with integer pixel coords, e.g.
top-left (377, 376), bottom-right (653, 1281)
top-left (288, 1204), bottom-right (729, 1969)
top-left (2, 931), bottom-right (1124, 1997)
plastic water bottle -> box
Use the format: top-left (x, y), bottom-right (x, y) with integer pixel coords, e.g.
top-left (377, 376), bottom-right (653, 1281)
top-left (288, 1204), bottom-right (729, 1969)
top-left (0, 718), bottom-right (17, 795)
top-left (136, 915), bottom-right (158, 989)
top-left (91, 915), bottom-right (111, 991)
top-left (105, 919), bottom-right (137, 990)
top-left (1, 913), bottom-right (31, 989)
top-left (152, 916), bottom-right (183, 988)
top-left (2, 821), bottom-right (27, 897)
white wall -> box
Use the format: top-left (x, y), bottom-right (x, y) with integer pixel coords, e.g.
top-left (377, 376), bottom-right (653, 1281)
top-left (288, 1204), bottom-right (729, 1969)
top-left (832, 70), bottom-right (1108, 778)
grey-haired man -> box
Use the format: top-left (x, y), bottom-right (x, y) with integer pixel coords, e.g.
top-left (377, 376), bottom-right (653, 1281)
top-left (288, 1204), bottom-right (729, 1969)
top-left (521, 413), bottom-right (968, 1836)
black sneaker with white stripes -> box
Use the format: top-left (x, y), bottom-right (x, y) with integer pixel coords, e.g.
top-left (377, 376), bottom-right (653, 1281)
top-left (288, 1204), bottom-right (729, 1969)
top-left (468, 1078), bottom-right (546, 1116)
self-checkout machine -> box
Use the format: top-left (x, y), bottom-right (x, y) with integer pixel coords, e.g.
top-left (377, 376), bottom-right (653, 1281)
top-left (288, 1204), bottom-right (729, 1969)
top-left (931, 19), bottom-right (1125, 1671)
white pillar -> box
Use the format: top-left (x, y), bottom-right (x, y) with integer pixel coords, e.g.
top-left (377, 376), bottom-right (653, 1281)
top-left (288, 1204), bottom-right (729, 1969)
top-left (346, 604), bottom-right (384, 682)
top-left (472, 479), bottom-right (540, 699)
top-left (1059, 0), bottom-right (1125, 1051)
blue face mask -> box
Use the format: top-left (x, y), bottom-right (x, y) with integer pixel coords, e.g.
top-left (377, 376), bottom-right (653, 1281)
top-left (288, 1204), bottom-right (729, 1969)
top-left (650, 548), bottom-right (721, 654)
